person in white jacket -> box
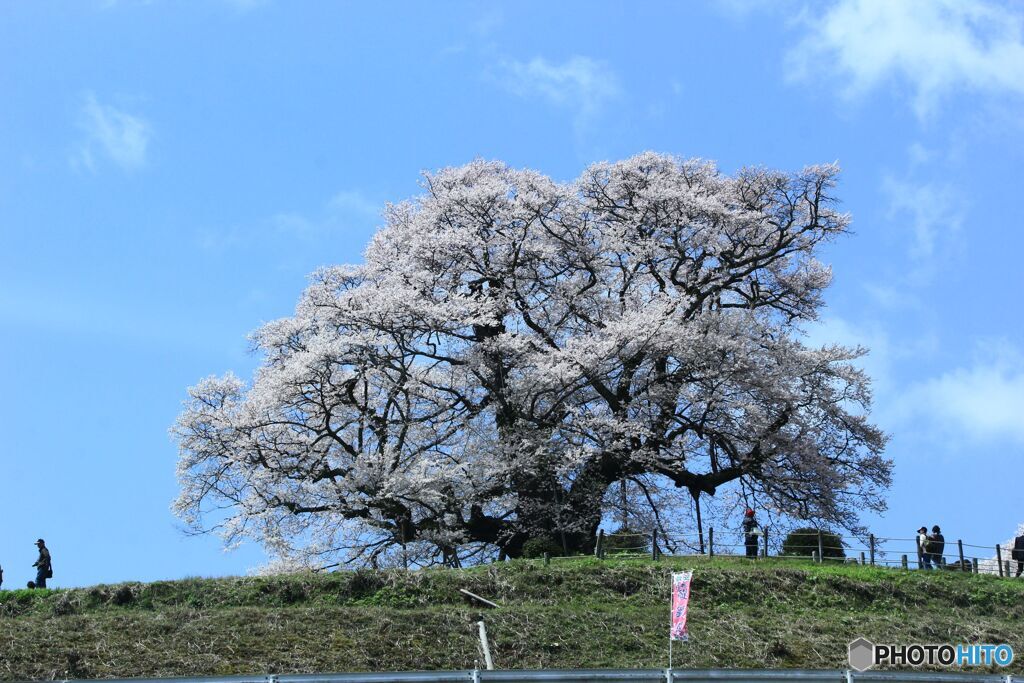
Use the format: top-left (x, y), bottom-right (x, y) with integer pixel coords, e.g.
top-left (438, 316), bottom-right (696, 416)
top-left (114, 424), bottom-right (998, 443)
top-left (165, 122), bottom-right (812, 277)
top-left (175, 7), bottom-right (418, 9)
top-left (916, 526), bottom-right (932, 569)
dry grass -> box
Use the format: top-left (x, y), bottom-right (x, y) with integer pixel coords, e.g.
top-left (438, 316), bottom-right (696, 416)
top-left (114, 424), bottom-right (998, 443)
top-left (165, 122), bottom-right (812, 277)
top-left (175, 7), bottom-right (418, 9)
top-left (1, 556), bottom-right (1021, 680)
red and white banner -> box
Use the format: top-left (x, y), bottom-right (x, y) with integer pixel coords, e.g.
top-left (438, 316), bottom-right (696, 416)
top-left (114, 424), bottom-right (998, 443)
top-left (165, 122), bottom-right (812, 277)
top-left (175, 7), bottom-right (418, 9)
top-left (670, 571), bottom-right (693, 641)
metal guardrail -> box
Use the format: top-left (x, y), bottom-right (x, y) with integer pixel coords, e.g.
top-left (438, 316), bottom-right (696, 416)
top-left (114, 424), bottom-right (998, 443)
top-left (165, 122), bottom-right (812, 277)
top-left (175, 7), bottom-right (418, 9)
top-left (55, 669), bottom-right (1022, 683)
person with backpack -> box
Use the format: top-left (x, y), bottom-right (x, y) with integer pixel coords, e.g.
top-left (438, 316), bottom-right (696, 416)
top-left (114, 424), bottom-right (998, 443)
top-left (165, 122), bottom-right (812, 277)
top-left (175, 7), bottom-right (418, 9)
top-left (1012, 533), bottom-right (1024, 578)
top-left (32, 539), bottom-right (52, 589)
top-left (927, 525), bottom-right (945, 569)
top-left (742, 509), bottom-right (761, 558)
top-left (916, 526), bottom-right (931, 569)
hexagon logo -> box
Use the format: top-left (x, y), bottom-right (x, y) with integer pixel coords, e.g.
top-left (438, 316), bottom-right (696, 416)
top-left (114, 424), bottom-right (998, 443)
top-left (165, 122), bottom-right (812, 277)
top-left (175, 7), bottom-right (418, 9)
top-left (849, 638), bottom-right (875, 672)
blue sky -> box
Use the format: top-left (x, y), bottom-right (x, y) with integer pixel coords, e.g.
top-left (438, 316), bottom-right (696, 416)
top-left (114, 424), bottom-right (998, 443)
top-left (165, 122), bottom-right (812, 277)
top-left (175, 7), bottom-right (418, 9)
top-left (1, 0), bottom-right (1022, 587)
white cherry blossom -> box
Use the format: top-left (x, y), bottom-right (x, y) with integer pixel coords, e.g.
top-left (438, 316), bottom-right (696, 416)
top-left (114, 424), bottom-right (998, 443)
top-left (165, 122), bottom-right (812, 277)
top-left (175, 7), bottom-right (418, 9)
top-left (173, 153), bottom-right (890, 568)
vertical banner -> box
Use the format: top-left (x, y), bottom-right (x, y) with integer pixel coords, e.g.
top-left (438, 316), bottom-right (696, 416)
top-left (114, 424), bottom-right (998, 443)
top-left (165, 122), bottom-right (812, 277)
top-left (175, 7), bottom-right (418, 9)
top-left (670, 571), bottom-right (693, 642)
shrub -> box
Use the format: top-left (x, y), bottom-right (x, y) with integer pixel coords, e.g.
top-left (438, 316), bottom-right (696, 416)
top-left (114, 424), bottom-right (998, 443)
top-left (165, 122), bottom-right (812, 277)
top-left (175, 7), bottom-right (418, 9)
top-left (781, 527), bottom-right (845, 559)
top-left (522, 537), bottom-right (564, 558)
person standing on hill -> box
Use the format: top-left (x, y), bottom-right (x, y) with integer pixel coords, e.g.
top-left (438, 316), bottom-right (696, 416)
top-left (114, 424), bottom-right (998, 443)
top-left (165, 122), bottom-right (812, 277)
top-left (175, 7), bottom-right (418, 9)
top-left (0, 563), bottom-right (4, 590)
top-left (742, 509), bottom-right (760, 558)
top-left (917, 526), bottom-right (931, 569)
top-left (927, 525), bottom-right (945, 569)
top-left (1012, 533), bottom-right (1024, 577)
top-left (32, 539), bottom-right (51, 589)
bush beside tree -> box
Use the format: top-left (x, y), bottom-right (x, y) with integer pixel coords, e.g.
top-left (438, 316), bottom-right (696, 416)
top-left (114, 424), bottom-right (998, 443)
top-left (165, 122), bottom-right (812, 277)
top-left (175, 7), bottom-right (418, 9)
top-left (782, 528), bottom-right (845, 559)
top-left (521, 537), bottom-right (564, 558)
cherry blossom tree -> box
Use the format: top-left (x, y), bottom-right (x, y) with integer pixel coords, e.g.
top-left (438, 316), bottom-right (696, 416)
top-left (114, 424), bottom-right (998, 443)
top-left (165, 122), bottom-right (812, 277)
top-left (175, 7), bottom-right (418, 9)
top-left (979, 522), bottom-right (1024, 575)
top-left (173, 153), bottom-right (891, 568)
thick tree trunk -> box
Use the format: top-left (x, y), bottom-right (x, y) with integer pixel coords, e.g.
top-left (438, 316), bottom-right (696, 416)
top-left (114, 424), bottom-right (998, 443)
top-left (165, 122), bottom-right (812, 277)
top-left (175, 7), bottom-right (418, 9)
top-left (691, 487), bottom-right (705, 554)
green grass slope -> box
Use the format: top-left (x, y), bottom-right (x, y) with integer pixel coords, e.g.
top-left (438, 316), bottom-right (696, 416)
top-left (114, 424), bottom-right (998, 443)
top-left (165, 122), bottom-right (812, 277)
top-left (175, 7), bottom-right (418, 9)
top-left (1, 557), bottom-right (1021, 681)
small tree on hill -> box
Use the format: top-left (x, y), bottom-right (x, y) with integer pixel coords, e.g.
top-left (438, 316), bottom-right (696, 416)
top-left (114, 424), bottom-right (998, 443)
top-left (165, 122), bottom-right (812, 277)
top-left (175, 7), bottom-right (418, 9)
top-left (782, 528), bottom-right (845, 559)
top-left (521, 537), bottom-right (565, 559)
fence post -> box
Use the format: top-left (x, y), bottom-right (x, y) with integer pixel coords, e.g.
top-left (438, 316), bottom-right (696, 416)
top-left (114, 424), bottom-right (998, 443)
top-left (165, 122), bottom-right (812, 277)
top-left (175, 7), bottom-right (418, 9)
top-left (596, 530), bottom-right (605, 559)
top-left (1005, 560), bottom-right (1011, 577)
top-left (996, 545), bottom-right (1004, 577)
top-left (762, 527), bottom-right (769, 558)
top-left (869, 534), bottom-right (875, 566)
top-left (901, 554), bottom-right (908, 570)
top-left (860, 552), bottom-right (866, 565)
top-left (708, 527), bottom-right (714, 557)
top-left (477, 621), bottom-right (494, 670)
top-left (957, 540), bottom-right (965, 571)
top-left (972, 558), bottom-right (979, 574)
top-left (652, 529), bottom-right (659, 561)
top-left (543, 552), bottom-right (550, 566)
top-left (817, 530), bottom-right (824, 563)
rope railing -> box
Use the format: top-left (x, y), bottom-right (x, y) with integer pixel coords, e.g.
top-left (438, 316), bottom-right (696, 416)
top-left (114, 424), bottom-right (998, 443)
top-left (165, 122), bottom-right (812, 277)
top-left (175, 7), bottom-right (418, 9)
top-left (579, 528), bottom-right (1024, 579)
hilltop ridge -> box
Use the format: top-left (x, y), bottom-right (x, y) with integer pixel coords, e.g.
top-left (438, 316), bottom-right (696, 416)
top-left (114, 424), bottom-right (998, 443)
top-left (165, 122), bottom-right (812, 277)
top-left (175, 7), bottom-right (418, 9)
top-left (0, 557), bottom-right (1021, 681)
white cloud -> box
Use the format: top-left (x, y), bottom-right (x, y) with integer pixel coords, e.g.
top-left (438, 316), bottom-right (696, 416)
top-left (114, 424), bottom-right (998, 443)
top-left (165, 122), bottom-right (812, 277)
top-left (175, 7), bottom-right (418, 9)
top-left (907, 142), bottom-right (935, 166)
top-left (881, 175), bottom-right (965, 281)
top-left (496, 56), bottom-right (620, 135)
top-left (862, 282), bottom-right (923, 312)
top-left (787, 0), bottom-right (1024, 116)
top-left (713, 0), bottom-right (791, 19)
top-left (804, 316), bottom-right (897, 396)
top-left (224, 0), bottom-right (269, 10)
top-left (804, 316), bottom-right (941, 424)
top-left (74, 93), bottom-right (151, 172)
top-left (199, 189), bottom-right (380, 251)
top-left (272, 189), bottom-right (379, 239)
top-left (471, 7), bottom-right (504, 37)
top-left (895, 340), bottom-right (1024, 444)
top-left (326, 189), bottom-right (379, 218)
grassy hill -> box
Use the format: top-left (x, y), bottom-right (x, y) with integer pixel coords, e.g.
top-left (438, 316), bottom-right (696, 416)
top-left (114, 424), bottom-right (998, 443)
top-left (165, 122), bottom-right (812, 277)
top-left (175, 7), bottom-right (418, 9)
top-left (1, 556), bottom-right (1022, 681)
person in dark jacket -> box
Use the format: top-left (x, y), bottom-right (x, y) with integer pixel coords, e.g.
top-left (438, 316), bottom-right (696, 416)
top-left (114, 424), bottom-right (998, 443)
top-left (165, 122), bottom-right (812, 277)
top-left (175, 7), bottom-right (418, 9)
top-left (742, 509), bottom-right (760, 558)
top-left (32, 539), bottom-right (51, 589)
top-left (1012, 534), bottom-right (1024, 578)
top-left (927, 525), bottom-right (945, 569)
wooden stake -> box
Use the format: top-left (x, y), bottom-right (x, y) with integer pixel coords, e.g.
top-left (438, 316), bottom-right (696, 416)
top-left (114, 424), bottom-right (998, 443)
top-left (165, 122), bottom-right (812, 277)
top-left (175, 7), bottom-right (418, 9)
top-left (477, 621), bottom-right (494, 670)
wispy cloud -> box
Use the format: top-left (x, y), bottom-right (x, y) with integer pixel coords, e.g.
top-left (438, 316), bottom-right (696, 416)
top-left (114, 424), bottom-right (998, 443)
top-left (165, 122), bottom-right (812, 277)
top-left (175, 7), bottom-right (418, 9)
top-left (271, 189), bottom-right (379, 240)
top-left (787, 0), bottom-right (1024, 117)
top-left (894, 340), bottom-right (1024, 445)
top-left (713, 0), bottom-right (792, 19)
top-left (803, 315), bottom-right (940, 423)
top-left (495, 56), bottom-right (620, 135)
top-left (471, 7), bottom-right (504, 37)
top-left (881, 174), bottom-right (966, 282)
top-left (198, 189), bottom-right (381, 252)
top-left (224, 0), bottom-right (270, 11)
top-left (73, 93), bottom-right (152, 172)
